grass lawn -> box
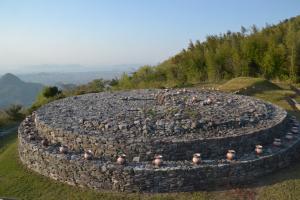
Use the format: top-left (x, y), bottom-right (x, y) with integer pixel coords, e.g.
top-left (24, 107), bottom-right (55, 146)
top-left (217, 77), bottom-right (281, 94)
top-left (1, 78), bottom-right (300, 200)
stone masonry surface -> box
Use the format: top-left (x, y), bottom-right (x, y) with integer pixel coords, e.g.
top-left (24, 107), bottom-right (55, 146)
top-left (18, 89), bottom-right (300, 192)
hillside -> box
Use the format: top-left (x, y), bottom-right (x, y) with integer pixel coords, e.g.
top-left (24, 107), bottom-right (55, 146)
top-left (0, 80), bottom-right (300, 200)
top-left (115, 15), bottom-right (300, 89)
top-left (0, 73), bottom-right (43, 108)
top-left (218, 77), bottom-right (281, 94)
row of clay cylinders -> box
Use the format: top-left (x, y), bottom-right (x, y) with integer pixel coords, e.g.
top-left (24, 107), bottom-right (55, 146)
top-left (228, 146), bottom-right (262, 161)
top-left (153, 153), bottom-right (201, 166)
top-left (226, 148), bottom-right (260, 161)
top-left (152, 153), bottom-right (201, 167)
top-left (228, 142), bottom-right (281, 161)
top-left (153, 154), bottom-right (202, 167)
top-left (227, 135), bottom-right (295, 161)
top-left (59, 148), bottom-right (202, 167)
top-left (38, 141), bottom-right (199, 166)
top-left (41, 133), bottom-right (295, 165)
top-left (89, 154), bottom-right (201, 166)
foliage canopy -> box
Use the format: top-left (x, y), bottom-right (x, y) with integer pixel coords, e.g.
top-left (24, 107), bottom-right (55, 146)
top-left (115, 16), bottom-right (300, 89)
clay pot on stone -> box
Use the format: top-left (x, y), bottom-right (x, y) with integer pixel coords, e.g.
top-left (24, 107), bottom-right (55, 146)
top-left (153, 155), bottom-right (163, 167)
top-left (117, 154), bottom-right (126, 165)
top-left (226, 150), bottom-right (236, 161)
top-left (59, 146), bottom-right (68, 154)
top-left (255, 145), bottom-right (263, 155)
top-left (41, 139), bottom-right (49, 147)
top-left (286, 133), bottom-right (294, 140)
top-left (273, 138), bottom-right (282, 147)
top-left (84, 150), bottom-right (93, 160)
top-left (203, 98), bottom-right (212, 105)
top-left (206, 98), bottom-right (212, 104)
top-left (192, 153), bottom-right (201, 165)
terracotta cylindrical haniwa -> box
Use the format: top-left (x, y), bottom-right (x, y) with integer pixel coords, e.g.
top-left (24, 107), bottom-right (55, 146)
top-left (226, 150), bottom-right (236, 161)
top-left (192, 153), bottom-right (201, 165)
top-left (255, 145), bottom-right (263, 155)
top-left (59, 146), bottom-right (68, 154)
top-left (153, 155), bottom-right (163, 167)
top-left (84, 150), bottom-right (93, 160)
top-left (117, 154), bottom-right (126, 165)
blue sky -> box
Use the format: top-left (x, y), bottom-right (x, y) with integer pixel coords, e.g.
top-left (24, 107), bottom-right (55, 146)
top-left (0, 0), bottom-right (299, 72)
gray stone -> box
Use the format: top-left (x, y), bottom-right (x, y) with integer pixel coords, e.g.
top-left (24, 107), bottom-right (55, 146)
top-left (132, 157), bottom-right (140, 162)
top-left (17, 89), bottom-right (298, 193)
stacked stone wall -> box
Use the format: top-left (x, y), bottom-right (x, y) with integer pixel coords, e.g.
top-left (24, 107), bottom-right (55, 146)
top-left (18, 90), bottom-right (300, 192)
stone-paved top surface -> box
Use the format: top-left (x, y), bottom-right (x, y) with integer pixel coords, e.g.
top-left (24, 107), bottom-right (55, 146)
top-left (35, 89), bottom-right (286, 140)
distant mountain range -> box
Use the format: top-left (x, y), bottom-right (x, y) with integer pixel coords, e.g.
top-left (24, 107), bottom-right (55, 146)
top-left (0, 64), bottom-right (139, 86)
top-left (0, 73), bottom-right (43, 108)
top-left (17, 70), bottom-right (127, 86)
top-left (16, 64), bottom-right (139, 74)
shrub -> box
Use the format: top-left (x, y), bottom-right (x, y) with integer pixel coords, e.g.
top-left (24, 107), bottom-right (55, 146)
top-left (42, 86), bottom-right (61, 98)
top-left (4, 104), bottom-right (24, 120)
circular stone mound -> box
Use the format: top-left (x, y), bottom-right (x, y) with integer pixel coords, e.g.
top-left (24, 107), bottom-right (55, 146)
top-left (18, 89), bottom-right (300, 192)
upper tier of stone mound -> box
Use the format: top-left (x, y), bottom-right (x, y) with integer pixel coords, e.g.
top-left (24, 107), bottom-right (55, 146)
top-left (35, 89), bottom-right (286, 140)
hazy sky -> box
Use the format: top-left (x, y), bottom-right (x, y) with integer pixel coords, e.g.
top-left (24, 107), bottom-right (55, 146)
top-left (0, 0), bottom-right (299, 72)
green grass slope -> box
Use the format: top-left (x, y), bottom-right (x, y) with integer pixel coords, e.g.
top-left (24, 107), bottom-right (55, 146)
top-left (1, 80), bottom-right (300, 199)
top-left (218, 77), bottom-right (281, 95)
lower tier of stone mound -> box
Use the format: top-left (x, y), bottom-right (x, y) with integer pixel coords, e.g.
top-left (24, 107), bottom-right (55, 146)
top-left (35, 115), bottom-right (289, 161)
top-left (19, 115), bottom-right (300, 192)
top-left (33, 89), bottom-right (288, 161)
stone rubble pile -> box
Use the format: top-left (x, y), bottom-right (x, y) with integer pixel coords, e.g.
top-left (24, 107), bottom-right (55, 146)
top-left (35, 89), bottom-right (281, 139)
top-left (18, 89), bottom-right (300, 192)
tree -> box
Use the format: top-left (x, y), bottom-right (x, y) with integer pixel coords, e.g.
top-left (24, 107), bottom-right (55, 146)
top-left (42, 86), bottom-right (61, 98)
top-left (30, 86), bottom-right (65, 112)
top-left (262, 43), bottom-right (285, 79)
top-left (250, 25), bottom-right (259, 34)
top-left (117, 73), bottom-right (134, 89)
top-left (5, 104), bottom-right (24, 120)
top-left (109, 78), bottom-right (119, 87)
top-left (241, 26), bottom-right (247, 35)
top-left (188, 40), bottom-right (195, 51)
top-left (111, 16), bottom-right (300, 88)
top-left (88, 79), bottom-right (105, 92)
top-left (285, 22), bottom-right (300, 82)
